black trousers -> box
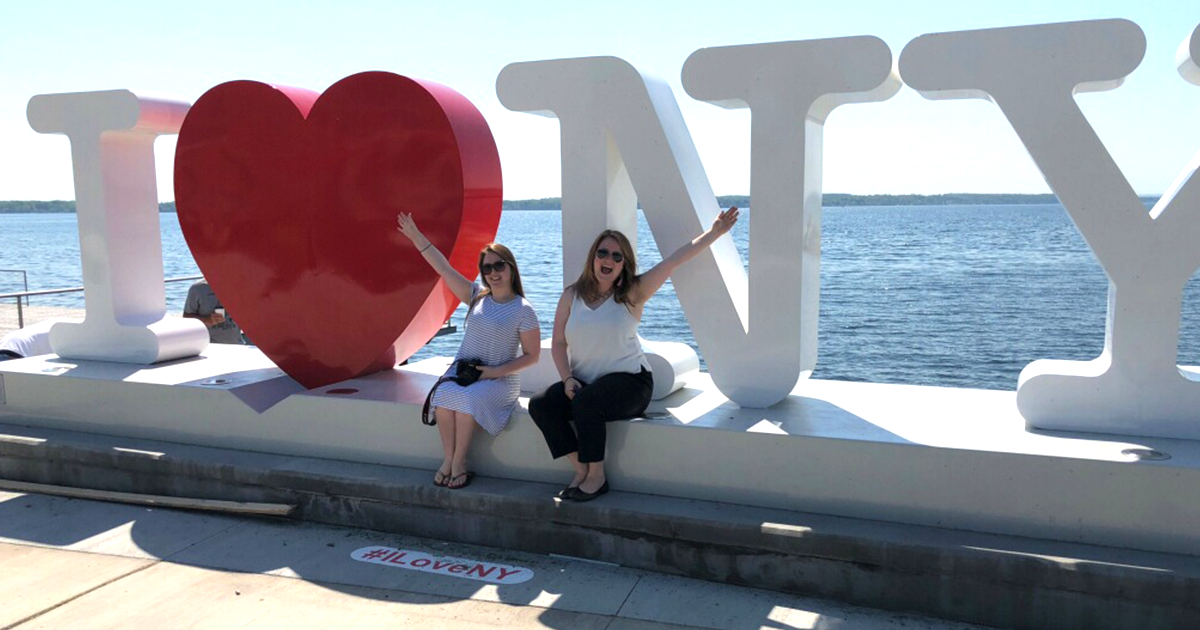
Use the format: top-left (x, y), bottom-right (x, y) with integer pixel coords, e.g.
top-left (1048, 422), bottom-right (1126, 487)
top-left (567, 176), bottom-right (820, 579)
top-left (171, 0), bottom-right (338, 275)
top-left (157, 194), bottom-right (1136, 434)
top-left (528, 368), bottom-right (653, 463)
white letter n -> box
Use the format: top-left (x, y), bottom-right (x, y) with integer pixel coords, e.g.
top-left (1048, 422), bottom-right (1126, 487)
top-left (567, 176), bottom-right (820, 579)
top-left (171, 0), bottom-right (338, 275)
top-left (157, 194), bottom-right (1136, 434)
top-left (497, 39), bottom-right (896, 406)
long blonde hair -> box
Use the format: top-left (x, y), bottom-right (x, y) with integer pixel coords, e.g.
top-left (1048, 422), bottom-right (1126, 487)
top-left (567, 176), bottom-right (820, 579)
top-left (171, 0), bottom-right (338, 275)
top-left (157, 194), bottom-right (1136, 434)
top-left (572, 230), bottom-right (638, 305)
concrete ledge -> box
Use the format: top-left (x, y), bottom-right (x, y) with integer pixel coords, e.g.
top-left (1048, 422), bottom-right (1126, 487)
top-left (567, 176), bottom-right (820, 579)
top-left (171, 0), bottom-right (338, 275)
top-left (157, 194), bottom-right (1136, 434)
top-left (1, 422), bottom-right (1197, 630)
top-left (4, 346), bottom-right (1200, 559)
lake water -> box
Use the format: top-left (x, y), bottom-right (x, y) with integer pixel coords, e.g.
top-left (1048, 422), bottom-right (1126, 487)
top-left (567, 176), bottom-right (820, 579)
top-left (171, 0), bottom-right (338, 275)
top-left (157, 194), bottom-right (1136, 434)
top-left (3, 205), bottom-right (1199, 391)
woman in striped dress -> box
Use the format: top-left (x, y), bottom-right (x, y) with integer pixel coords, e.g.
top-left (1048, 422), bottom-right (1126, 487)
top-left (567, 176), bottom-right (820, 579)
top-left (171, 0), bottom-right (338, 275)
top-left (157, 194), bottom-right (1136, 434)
top-left (397, 213), bottom-right (541, 489)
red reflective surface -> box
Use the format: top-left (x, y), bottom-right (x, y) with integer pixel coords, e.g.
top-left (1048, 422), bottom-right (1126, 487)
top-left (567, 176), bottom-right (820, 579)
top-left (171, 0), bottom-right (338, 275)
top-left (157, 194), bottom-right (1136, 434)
top-left (175, 72), bottom-right (502, 389)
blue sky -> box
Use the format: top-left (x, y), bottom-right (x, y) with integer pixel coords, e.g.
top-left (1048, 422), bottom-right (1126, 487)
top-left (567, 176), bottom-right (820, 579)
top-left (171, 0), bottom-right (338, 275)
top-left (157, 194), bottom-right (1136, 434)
top-left (0, 0), bottom-right (1196, 201)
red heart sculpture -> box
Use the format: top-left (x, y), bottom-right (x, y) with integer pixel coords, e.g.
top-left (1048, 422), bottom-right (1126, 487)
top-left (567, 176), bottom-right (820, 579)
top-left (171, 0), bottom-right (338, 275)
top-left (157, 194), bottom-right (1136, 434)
top-left (175, 72), bottom-right (501, 389)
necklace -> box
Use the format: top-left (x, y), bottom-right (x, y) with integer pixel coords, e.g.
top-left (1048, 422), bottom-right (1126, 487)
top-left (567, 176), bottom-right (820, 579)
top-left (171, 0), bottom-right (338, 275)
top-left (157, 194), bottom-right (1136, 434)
top-left (585, 284), bottom-right (615, 309)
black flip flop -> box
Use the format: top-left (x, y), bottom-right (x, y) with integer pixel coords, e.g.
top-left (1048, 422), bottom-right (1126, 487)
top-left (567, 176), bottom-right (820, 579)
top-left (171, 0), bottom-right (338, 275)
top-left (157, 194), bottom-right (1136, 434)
top-left (447, 471), bottom-right (475, 489)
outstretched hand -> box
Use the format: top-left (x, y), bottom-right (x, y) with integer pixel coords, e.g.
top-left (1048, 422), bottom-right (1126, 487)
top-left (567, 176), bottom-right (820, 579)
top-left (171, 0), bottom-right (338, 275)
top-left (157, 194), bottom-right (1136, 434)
top-left (396, 212), bottom-right (430, 249)
top-left (711, 206), bottom-right (740, 237)
top-left (396, 211), bottom-right (473, 301)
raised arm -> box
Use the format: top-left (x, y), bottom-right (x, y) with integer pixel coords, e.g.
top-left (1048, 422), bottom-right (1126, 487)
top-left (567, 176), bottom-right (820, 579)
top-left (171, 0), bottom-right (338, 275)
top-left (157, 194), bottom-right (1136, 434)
top-left (396, 212), bottom-right (474, 304)
top-left (632, 206), bottom-right (740, 304)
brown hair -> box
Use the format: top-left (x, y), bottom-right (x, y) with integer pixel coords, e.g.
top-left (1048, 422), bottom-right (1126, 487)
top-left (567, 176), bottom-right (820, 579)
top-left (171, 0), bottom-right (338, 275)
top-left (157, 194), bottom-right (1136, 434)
top-left (477, 243), bottom-right (524, 299)
top-left (572, 230), bottom-right (639, 305)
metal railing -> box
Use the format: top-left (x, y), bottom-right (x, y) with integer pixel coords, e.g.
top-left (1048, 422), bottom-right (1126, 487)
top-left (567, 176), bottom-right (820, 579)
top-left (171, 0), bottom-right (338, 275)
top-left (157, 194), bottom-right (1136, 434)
top-left (0, 275), bottom-right (203, 329)
top-left (0, 269), bottom-right (30, 324)
top-left (0, 269), bottom-right (28, 296)
top-left (0, 273), bottom-right (459, 339)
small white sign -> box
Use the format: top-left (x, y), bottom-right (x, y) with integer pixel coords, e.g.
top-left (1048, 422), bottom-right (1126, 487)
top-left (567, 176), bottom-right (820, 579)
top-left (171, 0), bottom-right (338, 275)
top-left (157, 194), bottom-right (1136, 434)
top-left (351, 546), bottom-right (533, 584)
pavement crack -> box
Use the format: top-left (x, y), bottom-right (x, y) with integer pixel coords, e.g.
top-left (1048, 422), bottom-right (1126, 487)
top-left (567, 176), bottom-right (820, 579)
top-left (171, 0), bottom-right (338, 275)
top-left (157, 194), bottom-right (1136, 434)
top-left (159, 517), bottom-right (248, 562)
top-left (612, 574), bottom-right (643, 621)
top-left (1, 559), bottom-right (160, 630)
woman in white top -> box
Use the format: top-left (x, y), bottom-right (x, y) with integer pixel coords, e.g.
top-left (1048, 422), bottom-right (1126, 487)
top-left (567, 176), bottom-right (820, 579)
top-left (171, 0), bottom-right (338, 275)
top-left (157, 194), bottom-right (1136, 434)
top-left (528, 207), bottom-right (740, 501)
top-left (397, 213), bottom-right (541, 489)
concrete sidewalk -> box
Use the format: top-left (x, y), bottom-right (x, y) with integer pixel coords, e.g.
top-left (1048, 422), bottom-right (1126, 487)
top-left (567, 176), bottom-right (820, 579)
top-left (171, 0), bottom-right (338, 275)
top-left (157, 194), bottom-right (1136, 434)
top-left (3, 421), bottom-right (1199, 630)
top-left (0, 491), bottom-right (984, 630)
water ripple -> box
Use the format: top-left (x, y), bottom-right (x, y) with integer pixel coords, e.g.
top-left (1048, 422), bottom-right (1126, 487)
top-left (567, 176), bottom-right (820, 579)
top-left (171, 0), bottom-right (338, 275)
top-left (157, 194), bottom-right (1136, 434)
top-left (3, 204), bottom-right (1198, 392)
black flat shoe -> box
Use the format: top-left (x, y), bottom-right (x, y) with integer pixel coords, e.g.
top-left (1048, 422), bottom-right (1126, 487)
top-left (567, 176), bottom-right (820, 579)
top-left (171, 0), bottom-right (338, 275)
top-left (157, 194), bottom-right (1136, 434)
top-left (567, 481), bottom-right (609, 502)
top-left (556, 486), bottom-right (578, 499)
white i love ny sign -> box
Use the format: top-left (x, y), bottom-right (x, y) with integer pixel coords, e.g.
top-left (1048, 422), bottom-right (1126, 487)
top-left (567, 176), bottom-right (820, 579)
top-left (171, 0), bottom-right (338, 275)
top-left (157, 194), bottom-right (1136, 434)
top-left (28, 19), bottom-right (1200, 440)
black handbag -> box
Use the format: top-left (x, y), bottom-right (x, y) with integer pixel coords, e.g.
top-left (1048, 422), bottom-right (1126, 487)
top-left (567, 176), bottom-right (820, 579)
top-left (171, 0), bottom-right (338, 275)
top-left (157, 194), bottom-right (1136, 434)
top-left (421, 359), bottom-right (483, 425)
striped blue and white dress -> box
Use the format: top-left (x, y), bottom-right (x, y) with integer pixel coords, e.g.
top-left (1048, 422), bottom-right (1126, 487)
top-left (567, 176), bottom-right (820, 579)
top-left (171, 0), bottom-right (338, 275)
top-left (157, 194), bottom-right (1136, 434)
top-left (431, 283), bottom-right (540, 435)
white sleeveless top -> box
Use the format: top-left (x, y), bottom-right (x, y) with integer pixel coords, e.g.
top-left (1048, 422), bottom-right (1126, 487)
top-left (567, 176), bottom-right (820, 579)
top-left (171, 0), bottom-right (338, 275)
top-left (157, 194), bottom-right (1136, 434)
top-left (565, 290), bottom-right (651, 384)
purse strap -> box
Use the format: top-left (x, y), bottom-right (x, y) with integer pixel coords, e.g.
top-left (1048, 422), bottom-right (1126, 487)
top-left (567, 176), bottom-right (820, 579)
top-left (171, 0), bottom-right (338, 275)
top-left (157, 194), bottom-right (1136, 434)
top-left (421, 375), bottom-right (456, 425)
top-left (463, 290), bottom-right (481, 330)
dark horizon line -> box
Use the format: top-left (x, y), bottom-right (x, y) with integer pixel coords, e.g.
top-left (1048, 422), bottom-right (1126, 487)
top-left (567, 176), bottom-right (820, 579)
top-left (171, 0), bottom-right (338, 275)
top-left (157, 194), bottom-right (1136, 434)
top-left (499, 192), bottom-right (1162, 210)
top-left (0, 192), bottom-right (1163, 214)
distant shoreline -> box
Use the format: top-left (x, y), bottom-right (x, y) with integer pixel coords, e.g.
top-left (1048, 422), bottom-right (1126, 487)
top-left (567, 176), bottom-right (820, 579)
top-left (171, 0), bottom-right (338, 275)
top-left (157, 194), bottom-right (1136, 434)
top-left (501, 193), bottom-right (1162, 210)
top-left (0, 193), bottom-right (1161, 214)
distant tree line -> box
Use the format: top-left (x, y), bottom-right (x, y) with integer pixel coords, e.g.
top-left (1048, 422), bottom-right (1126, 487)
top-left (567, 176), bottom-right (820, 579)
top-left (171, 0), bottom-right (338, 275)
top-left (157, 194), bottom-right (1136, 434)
top-left (503, 193), bottom-right (1161, 209)
top-left (0, 200), bottom-right (77, 213)
top-left (0, 200), bottom-right (178, 213)
top-left (3, 195), bottom-right (1160, 214)
top-left (500, 197), bottom-right (562, 211)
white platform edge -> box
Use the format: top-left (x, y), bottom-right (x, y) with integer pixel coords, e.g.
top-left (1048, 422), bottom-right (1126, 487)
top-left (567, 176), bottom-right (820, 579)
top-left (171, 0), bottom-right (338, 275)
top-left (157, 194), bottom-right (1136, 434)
top-left (1, 344), bottom-right (1197, 557)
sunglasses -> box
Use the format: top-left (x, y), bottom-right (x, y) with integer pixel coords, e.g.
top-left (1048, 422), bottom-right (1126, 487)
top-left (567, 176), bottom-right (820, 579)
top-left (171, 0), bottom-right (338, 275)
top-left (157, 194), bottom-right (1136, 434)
top-left (480, 260), bottom-right (509, 275)
top-left (595, 248), bottom-right (624, 263)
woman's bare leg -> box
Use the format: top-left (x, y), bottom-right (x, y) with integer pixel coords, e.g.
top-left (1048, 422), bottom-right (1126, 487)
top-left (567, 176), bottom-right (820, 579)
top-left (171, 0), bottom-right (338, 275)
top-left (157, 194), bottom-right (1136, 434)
top-left (433, 406), bottom-right (455, 484)
top-left (448, 411), bottom-right (477, 487)
top-left (579, 461), bottom-right (606, 494)
top-left (565, 452), bottom-right (588, 489)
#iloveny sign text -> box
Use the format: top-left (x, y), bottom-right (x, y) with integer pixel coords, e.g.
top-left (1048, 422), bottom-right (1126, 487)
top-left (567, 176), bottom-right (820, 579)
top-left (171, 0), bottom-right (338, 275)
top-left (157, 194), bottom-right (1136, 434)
top-left (28, 19), bottom-right (1200, 440)
top-left (351, 546), bottom-right (533, 584)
